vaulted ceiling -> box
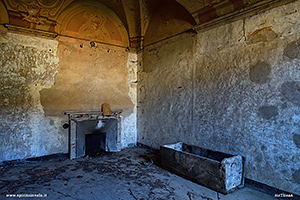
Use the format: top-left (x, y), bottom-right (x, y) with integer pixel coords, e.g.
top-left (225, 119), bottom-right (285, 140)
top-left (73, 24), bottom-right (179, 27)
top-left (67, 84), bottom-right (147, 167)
top-left (0, 0), bottom-right (289, 48)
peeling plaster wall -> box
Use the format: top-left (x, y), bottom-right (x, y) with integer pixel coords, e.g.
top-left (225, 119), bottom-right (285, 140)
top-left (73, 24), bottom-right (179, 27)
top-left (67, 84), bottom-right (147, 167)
top-left (0, 32), bottom-right (137, 162)
top-left (40, 36), bottom-right (137, 149)
top-left (0, 32), bottom-right (66, 162)
top-left (138, 1), bottom-right (300, 195)
top-left (122, 52), bottom-right (138, 148)
top-left (40, 37), bottom-right (134, 117)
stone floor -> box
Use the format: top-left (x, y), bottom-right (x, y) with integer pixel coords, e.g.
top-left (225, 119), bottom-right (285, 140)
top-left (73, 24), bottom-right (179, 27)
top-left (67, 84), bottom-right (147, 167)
top-left (0, 146), bottom-right (277, 200)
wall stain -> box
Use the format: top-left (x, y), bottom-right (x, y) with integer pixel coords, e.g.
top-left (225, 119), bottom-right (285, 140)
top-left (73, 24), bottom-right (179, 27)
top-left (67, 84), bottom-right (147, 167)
top-left (284, 39), bottom-right (300, 59)
top-left (247, 27), bottom-right (277, 44)
top-left (258, 106), bottom-right (278, 120)
top-left (293, 134), bottom-right (300, 148)
top-left (292, 169), bottom-right (300, 184)
top-left (249, 61), bottom-right (271, 84)
top-left (280, 81), bottom-right (300, 107)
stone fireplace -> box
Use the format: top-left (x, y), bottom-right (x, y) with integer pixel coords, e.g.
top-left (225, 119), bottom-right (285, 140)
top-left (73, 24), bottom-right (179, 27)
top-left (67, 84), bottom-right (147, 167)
top-left (64, 110), bottom-right (122, 159)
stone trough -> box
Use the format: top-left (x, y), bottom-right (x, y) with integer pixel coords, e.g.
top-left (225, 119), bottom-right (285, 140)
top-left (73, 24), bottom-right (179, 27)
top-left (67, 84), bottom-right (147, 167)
top-left (160, 142), bottom-right (245, 194)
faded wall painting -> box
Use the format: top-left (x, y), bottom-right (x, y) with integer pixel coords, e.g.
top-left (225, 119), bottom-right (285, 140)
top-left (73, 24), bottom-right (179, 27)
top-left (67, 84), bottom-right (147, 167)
top-left (4, 0), bottom-right (64, 30)
top-left (60, 7), bottom-right (128, 47)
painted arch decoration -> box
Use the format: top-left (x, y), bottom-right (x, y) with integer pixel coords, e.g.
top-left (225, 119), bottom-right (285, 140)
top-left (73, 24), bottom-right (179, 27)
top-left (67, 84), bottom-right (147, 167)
top-left (56, 1), bottom-right (129, 47)
top-left (3, 0), bottom-right (64, 31)
top-left (0, 0), bottom-right (291, 48)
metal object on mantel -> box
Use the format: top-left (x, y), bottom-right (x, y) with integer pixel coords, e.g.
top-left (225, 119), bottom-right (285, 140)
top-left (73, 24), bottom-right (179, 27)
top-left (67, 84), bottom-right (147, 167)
top-left (160, 142), bottom-right (245, 194)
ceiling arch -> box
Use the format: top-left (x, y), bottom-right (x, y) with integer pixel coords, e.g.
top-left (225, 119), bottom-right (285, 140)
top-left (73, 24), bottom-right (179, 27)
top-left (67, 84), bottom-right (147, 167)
top-left (0, 0), bottom-right (290, 48)
top-left (56, 0), bottom-right (129, 47)
top-left (144, 0), bottom-right (195, 46)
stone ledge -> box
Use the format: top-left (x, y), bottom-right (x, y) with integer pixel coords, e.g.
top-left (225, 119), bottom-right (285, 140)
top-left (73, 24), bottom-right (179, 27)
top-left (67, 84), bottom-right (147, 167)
top-left (4, 24), bottom-right (58, 38)
top-left (194, 0), bottom-right (297, 33)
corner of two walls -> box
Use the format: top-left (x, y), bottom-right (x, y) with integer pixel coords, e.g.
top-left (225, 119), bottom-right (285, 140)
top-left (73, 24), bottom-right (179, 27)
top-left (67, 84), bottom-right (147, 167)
top-left (0, 31), bottom-right (138, 162)
top-left (137, 32), bottom-right (195, 149)
top-left (122, 52), bottom-right (138, 148)
top-left (137, 1), bottom-right (300, 195)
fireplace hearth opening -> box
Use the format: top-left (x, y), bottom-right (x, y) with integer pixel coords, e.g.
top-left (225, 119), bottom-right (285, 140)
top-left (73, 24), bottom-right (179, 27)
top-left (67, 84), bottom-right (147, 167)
top-left (85, 133), bottom-right (106, 156)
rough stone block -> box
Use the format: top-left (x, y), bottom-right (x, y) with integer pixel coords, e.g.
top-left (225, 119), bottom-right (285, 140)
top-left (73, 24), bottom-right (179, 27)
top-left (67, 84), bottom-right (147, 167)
top-left (160, 142), bottom-right (245, 194)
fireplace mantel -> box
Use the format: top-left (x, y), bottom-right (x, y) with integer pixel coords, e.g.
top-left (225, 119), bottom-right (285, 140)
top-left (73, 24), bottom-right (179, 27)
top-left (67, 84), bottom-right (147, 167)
top-left (64, 110), bottom-right (122, 120)
top-left (64, 110), bottom-right (122, 159)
